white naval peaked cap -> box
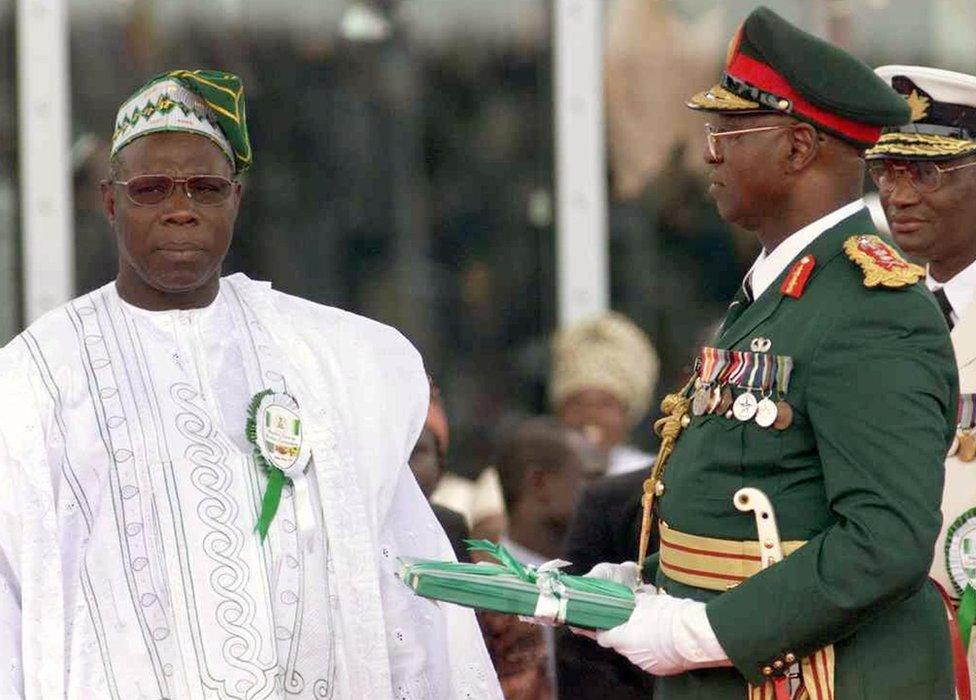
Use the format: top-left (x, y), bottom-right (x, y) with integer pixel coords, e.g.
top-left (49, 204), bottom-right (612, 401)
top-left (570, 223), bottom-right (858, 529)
top-left (875, 65), bottom-right (976, 108)
top-left (866, 65), bottom-right (976, 161)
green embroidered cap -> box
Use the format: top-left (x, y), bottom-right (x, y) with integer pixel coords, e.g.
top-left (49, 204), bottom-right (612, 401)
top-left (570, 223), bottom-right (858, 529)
top-left (112, 69), bottom-right (252, 173)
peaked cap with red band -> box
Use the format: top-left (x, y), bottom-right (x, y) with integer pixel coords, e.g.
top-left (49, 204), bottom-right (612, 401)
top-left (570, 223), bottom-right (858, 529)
top-left (688, 6), bottom-right (910, 148)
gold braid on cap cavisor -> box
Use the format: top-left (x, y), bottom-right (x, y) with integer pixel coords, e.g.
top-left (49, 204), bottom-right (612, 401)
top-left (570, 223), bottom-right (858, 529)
top-left (866, 132), bottom-right (976, 159)
top-left (687, 84), bottom-right (761, 111)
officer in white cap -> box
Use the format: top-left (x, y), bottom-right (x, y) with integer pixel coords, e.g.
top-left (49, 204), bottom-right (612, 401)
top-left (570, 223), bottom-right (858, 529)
top-left (867, 64), bottom-right (976, 692)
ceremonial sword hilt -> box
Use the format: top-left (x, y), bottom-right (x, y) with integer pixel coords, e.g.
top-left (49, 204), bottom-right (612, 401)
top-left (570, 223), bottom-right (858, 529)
top-left (733, 487), bottom-right (784, 569)
top-left (734, 487), bottom-right (796, 700)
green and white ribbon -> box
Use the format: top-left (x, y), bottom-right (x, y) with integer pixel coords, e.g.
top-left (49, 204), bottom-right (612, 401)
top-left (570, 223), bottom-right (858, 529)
top-left (246, 389), bottom-right (312, 542)
top-left (959, 584), bottom-right (976, 651)
top-left (464, 540), bottom-right (634, 599)
top-left (399, 541), bottom-right (636, 629)
top-left (532, 559), bottom-right (572, 624)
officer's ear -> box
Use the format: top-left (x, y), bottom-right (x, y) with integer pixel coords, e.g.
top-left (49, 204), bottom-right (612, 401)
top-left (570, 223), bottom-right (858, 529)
top-left (785, 123), bottom-right (820, 173)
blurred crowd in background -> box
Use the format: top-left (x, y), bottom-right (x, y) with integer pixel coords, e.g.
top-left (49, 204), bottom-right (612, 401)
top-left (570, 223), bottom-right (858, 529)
top-left (0, 0), bottom-right (967, 477)
top-left (1, 0), bottom-right (976, 697)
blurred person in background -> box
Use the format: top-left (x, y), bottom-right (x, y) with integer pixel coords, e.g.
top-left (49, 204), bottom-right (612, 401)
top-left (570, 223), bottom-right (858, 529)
top-left (605, 0), bottom-right (746, 409)
top-left (551, 312), bottom-right (661, 699)
top-left (481, 416), bottom-right (605, 700)
top-left (0, 69), bottom-right (500, 699)
top-left (588, 7), bottom-right (958, 699)
top-left (431, 452), bottom-right (508, 541)
top-left (551, 311), bottom-right (659, 474)
top-left (435, 302), bottom-right (657, 548)
top-left (494, 416), bottom-right (605, 568)
top-left (866, 64), bottom-right (976, 686)
top-left (410, 377), bottom-right (471, 562)
top-left (433, 311), bottom-right (658, 555)
top-left (555, 466), bottom-right (657, 700)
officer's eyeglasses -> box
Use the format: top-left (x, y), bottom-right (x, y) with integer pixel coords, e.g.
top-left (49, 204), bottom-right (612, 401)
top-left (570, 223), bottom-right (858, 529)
top-left (704, 123), bottom-right (793, 160)
top-left (867, 159), bottom-right (976, 194)
top-left (110, 174), bottom-right (236, 206)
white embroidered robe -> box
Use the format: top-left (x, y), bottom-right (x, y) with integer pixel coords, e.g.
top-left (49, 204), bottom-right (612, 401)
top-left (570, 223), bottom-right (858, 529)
top-left (0, 274), bottom-right (500, 699)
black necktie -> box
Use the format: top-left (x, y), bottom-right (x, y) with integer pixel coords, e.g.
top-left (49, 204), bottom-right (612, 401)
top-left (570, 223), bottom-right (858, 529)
top-left (721, 276), bottom-right (753, 332)
top-left (933, 287), bottom-right (955, 330)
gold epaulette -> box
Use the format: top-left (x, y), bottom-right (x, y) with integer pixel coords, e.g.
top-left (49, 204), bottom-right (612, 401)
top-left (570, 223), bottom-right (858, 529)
top-left (843, 234), bottom-right (924, 288)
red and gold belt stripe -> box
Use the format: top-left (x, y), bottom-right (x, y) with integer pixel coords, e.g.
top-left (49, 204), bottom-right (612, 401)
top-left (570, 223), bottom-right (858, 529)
top-left (658, 523), bottom-right (834, 700)
top-left (659, 521), bottom-right (807, 591)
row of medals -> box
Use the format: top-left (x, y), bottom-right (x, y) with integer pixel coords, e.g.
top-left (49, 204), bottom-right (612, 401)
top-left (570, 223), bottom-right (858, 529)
top-left (690, 378), bottom-right (793, 430)
top-left (949, 428), bottom-right (976, 461)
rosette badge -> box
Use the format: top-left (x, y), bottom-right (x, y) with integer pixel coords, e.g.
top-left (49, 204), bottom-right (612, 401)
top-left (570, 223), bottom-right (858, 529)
top-left (246, 389), bottom-right (313, 540)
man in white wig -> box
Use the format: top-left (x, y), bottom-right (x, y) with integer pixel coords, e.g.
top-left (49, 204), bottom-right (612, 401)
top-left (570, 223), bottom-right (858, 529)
top-left (0, 69), bottom-right (500, 699)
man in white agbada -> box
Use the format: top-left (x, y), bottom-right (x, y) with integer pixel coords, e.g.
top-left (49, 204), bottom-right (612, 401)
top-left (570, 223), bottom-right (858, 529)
top-left (0, 69), bottom-right (500, 699)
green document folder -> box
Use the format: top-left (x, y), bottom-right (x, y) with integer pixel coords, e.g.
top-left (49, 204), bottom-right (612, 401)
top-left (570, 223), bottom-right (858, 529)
top-left (398, 540), bottom-right (635, 630)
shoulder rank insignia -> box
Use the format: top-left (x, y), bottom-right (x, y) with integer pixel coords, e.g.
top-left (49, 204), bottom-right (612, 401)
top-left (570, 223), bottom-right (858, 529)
top-left (781, 254), bottom-right (816, 298)
top-left (843, 235), bottom-right (925, 288)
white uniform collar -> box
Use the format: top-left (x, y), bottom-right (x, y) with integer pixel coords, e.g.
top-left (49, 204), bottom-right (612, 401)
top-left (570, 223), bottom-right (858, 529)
top-left (926, 258), bottom-right (976, 325)
top-left (747, 199), bottom-right (866, 299)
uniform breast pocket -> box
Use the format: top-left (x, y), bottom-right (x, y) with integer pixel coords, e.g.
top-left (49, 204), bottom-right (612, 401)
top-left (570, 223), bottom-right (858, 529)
top-left (682, 414), bottom-right (747, 502)
top-left (741, 422), bottom-right (784, 477)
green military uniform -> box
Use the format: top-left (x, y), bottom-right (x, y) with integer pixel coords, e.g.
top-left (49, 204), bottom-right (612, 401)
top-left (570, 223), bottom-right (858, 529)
top-left (648, 7), bottom-right (959, 699)
top-left (655, 210), bottom-right (956, 698)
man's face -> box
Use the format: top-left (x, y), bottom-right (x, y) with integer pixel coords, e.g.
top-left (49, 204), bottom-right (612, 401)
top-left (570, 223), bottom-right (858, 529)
top-left (877, 155), bottom-right (976, 270)
top-left (101, 131), bottom-right (241, 299)
top-left (702, 113), bottom-right (794, 230)
top-left (538, 436), bottom-right (587, 533)
top-left (409, 427), bottom-right (442, 498)
top-left (556, 388), bottom-right (628, 452)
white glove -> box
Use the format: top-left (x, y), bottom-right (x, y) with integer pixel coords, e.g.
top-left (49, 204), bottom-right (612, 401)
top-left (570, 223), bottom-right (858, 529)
top-left (595, 588), bottom-right (730, 676)
top-left (585, 561), bottom-right (641, 590)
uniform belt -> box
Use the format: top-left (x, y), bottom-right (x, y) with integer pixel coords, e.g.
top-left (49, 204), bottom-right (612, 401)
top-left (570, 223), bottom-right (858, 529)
top-left (660, 522), bottom-right (832, 700)
top-left (659, 521), bottom-right (808, 591)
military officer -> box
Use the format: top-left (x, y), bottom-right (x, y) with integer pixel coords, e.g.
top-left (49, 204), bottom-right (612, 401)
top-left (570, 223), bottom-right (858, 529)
top-left (587, 7), bottom-right (958, 699)
top-left (866, 64), bottom-right (976, 692)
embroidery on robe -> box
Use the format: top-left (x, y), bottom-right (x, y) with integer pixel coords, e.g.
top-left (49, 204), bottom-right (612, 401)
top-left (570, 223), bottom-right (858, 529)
top-left (170, 381), bottom-right (279, 697)
top-left (90, 288), bottom-right (280, 698)
top-left (843, 235), bottom-right (924, 288)
top-left (69, 294), bottom-right (170, 697)
top-left (7, 276), bottom-right (488, 698)
top-left (223, 283), bottom-right (339, 693)
top-left (22, 330), bottom-right (95, 528)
